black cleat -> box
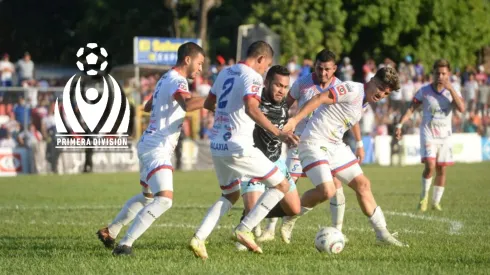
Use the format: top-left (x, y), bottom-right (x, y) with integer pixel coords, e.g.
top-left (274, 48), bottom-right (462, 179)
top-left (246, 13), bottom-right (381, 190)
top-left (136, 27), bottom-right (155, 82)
top-left (96, 227), bottom-right (115, 249)
top-left (112, 245), bottom-right (133, 256)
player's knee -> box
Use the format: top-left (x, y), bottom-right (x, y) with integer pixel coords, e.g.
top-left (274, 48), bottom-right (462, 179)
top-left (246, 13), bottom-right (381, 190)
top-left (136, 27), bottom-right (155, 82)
top-left (317, 182), bottom-right (336, 201)
top-left (436, 165), bottom-right (446, 175)
top-left (223, 191), bottom-right (240, 204)
top-left (274, 179), bottom-right (291, 194)
top-left (350, 176), bottom-right (371, 196)
top-left (155, 190), bottom-right (173, 199)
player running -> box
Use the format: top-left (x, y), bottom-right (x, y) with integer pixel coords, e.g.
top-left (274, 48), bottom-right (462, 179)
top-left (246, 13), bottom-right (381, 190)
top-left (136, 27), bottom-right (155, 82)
top-left (396, 59), bottom-right (464, 212)
top-left (189, 41), bottom-right (300, 260)
top-left (97, 42), bottom-right (206, 256)
top-left (234, 65), bottom-right (299, 251)
top-left (281, 67), bottom-right (408, 247)
top-left (261, 49), bottom-right (364, 243)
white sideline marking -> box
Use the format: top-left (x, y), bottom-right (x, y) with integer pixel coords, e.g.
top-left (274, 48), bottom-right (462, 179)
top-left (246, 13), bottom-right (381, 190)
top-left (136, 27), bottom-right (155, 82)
top-left (0, 205), bottom-right (463, 235)
top-left (386, 211), bottom-right (464, 235)
top-left (1, 219), bottom-right (425, 235)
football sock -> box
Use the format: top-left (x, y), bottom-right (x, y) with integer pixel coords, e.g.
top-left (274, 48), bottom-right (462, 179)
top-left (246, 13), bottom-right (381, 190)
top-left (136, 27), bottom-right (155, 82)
top-left (421, 177), bottom-right (432, 199)
top-left (432, 186), bottom-right (445, 205)
top-left (238, 188), bottom-right (284, 231)
top-left (119, 196), bottom-right (172, 247)
top-left (108, 193), bottom-right (154, 239)
top-left (195, 197), bottom-right (232, 241)
top-left (368, 206), bottom-right (389, 237)
top-left (330, 187), bottom-right (345, 231)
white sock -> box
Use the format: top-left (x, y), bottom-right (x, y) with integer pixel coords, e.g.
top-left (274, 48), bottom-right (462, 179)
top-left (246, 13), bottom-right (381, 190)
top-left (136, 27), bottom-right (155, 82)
top-left (368, 206), bottom-right (389, 237)
top-left (239, 188), bottom-right (285, 231)
top-left (421, 177), bottom-right (432, 199)
top-left (119, 196), bottom-right (172, 247)
top-left (108, 193), bottom-right (154, 239)
top-left (265, 218), bottom-right (278, 231)
top-left (194, 197), bottom-right (232, 241)
top-left (432, 186), bottom-right (445, 205)
top-left (330, 187), bottom-right (345, 231)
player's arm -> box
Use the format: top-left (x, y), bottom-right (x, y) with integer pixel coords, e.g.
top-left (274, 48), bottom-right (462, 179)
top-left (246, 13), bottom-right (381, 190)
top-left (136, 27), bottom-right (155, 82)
top-left (143, 97), bottom-right (153, 112)
top-left (351, 123), bottom-right (365, 163)
top-left (395, 99), bottom-right (422, 140)
top-left (284, 91), bottom-right (335, 132)
top-left (174, 92), bottom-right (205, 112)
top-left (203, 92), bottom-right (216, 112)
top-left (245, 97), bottom-right (298, 145)
top-left (286, 80), bottom-right (300, 108)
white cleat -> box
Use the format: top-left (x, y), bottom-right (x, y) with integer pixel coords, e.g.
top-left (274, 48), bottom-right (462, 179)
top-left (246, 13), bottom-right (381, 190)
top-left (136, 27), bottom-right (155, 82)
top-left (280, 217), bottom-right (298, 244)
top-left (376, 232), bottom-right (409, 247)
top-left (257, 229), bottom-right (275, 242)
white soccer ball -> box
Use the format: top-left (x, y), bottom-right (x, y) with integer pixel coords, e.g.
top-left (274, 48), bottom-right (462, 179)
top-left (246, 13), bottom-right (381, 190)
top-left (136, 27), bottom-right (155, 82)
top-left (315, 227), bottom-right (345, 254)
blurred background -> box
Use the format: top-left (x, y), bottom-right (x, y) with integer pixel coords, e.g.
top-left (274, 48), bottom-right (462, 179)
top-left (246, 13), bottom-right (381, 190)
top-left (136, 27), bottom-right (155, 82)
top-left (0, 0), bottom-right (489, 176)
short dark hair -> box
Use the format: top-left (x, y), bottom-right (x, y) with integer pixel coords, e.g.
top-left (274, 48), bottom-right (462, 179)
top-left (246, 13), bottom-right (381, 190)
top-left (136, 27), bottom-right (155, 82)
top-left (177, 42), bottom-right (205, 64)
top-left (433, 59), bottom-right (451, 71)
top-left (374, 67), bottom-right (400, 91)
top-left (246, 41), bottom-right (274, 59)
top-left (315, 49), bottom-right (336, 63)
top-left (265, 65), bottom-right (290, 82)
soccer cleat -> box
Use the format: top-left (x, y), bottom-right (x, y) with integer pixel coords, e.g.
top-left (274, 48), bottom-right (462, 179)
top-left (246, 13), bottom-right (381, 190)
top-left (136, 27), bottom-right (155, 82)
top-left (235, 242), bottom-right (248, 251)
top-left (376, 233), bottom-right (409, 247)
top-left (432, 203), bottom-right (443, 211)
top-left (257, 229), bottom-right (275, 242)
top-left (112, 245), bottom-right (133, 256)
top-left (233, 229), bottom-right (262, 254)
top-left (280, 217), bottom-right (298, 244)
top-left (189, 236), bottom-right (208, 260)
top-left (96, 227), bottom-right (115, 249)
top-left (418, 197), bottom-right (428, 212)
top-left (253, 225), bottom-right (262, 238)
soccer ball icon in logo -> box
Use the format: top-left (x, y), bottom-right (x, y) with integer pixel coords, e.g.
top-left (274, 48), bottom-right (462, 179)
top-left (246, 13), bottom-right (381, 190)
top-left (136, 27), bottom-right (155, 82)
top-left (315, 227), bottom-right (345, 254)
top-left (76, 43), bottom-right (109, 76)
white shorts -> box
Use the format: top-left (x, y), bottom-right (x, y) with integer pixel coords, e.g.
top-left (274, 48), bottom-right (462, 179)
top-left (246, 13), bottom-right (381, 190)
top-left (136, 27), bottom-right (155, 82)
top-left (299, 141), bottom-right (363, 186)
top-left (421, 138), bottom-right (454, 166)
top-left (138, 146), bottom-right (174, 194)
top-left (240, 159), bottom-right (297, 194)
top-left (286, 148), bottom-right (306, 178)
top-left (212, 148), bottom-right (286, 195)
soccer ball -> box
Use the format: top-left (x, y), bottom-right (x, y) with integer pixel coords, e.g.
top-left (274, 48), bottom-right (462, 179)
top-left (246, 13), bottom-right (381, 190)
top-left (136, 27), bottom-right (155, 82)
top-left (76, 43), bottom-right (109, 76)
top-left (315, 227), bottom-right (345, 254)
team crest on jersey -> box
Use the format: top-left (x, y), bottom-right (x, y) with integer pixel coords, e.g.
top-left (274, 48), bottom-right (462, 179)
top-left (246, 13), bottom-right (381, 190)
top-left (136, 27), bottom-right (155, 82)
top-left (251, 85), bottom-right (260, 93)
top-left (223, 132), bottom-right (232, 141)
top-left (178, 81), bottom-right (188, 91)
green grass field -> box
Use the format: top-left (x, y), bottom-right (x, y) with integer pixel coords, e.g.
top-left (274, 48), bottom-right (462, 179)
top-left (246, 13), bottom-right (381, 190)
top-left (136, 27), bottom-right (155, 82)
top-left (1, 163), bottom-right (489, 274)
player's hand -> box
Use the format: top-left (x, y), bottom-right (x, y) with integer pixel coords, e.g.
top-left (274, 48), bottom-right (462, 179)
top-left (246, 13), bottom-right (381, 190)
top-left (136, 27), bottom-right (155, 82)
top-left (283, 117), bottom-right (298, 133)
top-left (355, 147), bottom-right (365, 163)
top-left (395, 127), bottom-right (402, 140)
top-left (279, 130), bottom-right (299, 147)
top-left (439, 78), bottom-right (454, 91)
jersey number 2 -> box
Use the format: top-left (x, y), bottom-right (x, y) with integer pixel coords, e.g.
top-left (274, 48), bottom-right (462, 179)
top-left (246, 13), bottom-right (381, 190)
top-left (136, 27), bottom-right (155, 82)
top-left (218, 77), bottom-right (235, 109)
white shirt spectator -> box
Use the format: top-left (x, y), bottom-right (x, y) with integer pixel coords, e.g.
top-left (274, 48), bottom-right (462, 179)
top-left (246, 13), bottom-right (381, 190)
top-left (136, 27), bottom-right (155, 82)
top-left (464, 80), bottom-right (478, 101)
top-left (401, 80), bottom-right (415, 102)
top-left (0, 60), bottom-right (15, 82)
top-left (0, 136), bottom-right (16, 148)
top-left (17, 57), bottom-right (35, 80)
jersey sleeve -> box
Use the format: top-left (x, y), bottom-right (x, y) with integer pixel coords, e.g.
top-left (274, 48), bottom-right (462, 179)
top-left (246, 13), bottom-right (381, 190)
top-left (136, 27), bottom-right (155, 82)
top-left (328, 82), bottom-right (356, 103)
top-left (413, 88), bottom-right (424, 103)
top-left (289, 80), bottom-right (300, 100)
top-left (243, 73), bottom-right (263, 102)
top-left (172, 77), bottom-right (190, 99)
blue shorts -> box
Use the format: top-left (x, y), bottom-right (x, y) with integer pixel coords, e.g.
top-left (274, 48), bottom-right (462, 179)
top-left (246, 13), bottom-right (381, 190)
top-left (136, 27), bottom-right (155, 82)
top-left (240, 159), bottom-right (297, 194)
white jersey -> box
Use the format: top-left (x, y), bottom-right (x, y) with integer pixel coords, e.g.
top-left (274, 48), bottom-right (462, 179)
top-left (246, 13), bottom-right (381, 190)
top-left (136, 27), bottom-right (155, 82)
top-left (414, 84), bottom-right (462, 142)
top-left (289, 73), bottom-right (342, 135)
top-left (139, 69), bottom-right (190, 151)
top-left (301, 81), bottom-right (365, 144)
top-left (208, 62), bottom-right (264, 156)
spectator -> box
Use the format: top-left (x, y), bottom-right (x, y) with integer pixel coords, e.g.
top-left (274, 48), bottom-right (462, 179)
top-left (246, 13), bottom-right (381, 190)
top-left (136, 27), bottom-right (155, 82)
top-left (298, 56), bottom-right (312, 78)
top-left (13, 96), bottom-right (31, 128)
top-left (464, 73), bottom-right (478, 112)
top-left (415, 59), bottom-right (424, 78)
top-left (339, 57), bottom-right (354, 81)
top-left (16, 52), bottom-right (35, 85)
top-left (400, 73), bottom-right (415, 113)
top-left (287, 55), bottom-right (299, 86)
top-left (405, 55), bottom-right (416, 80)
top-left (414, 74), bottom-right (424, 92)
top-left (0, 128), bottom-right (16, 148)
top-left (41, 104), bottom-right (59, 173)
top-left (363, 59), bottom-right (376, 83)
top-left (22, 79), bottom-right (38, 107)
top-left (476, 65), bottom-right (488, 83)
top-left (0, 53), bottom-right (15, 87)
top-left (477, 78), bottom-right (489, 117)
top-left (227, 58), bottom-right (235, 67)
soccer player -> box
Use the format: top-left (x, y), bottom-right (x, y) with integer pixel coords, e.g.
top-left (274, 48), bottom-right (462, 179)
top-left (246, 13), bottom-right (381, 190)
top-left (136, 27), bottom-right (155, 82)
top-left (395, 59), bottom-right (464, 211)
top-left (97, 42), bottom-right (206, 256)
top-left (235, 65), bottom-right (299, 250)
top-left (281, 67), bottom-right (408, 247)
top-left (274, 49), bottom-right (364, 243)
top-left (189, 41), bottom-right (300, 259)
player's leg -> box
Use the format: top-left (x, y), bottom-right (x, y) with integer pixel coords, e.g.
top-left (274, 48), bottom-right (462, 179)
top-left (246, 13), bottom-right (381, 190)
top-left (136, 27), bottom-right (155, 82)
top-left (419, 142), bottom-right (437, 212)
top-left (97, 163), bottom-right (154, 249)
top-left (114, 153), bottom-right (174, 256)
top-left (330, 177), bottom-right (346, 232)
top-left (190, 156), bottom-right (241, 259)
top-left (281, 143), bottom-right (336, 244)
top-left (432, 142), bottom-right (454, 211)
top-left (234, 151), bottom-right (299, 253)
top-left (236, 182), bottom-right (265, 251)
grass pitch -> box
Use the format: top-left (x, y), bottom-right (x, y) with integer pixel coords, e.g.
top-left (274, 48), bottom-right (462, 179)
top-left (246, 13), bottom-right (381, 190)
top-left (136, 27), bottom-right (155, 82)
top-left (0, 163), bottom-right (489, 274)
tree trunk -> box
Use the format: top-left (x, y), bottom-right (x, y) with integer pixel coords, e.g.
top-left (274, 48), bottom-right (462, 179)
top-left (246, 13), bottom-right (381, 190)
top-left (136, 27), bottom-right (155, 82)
top-left (198, 0), bottom-right (221, 52)
top-left (164, 0), bottom-right (180, 38)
